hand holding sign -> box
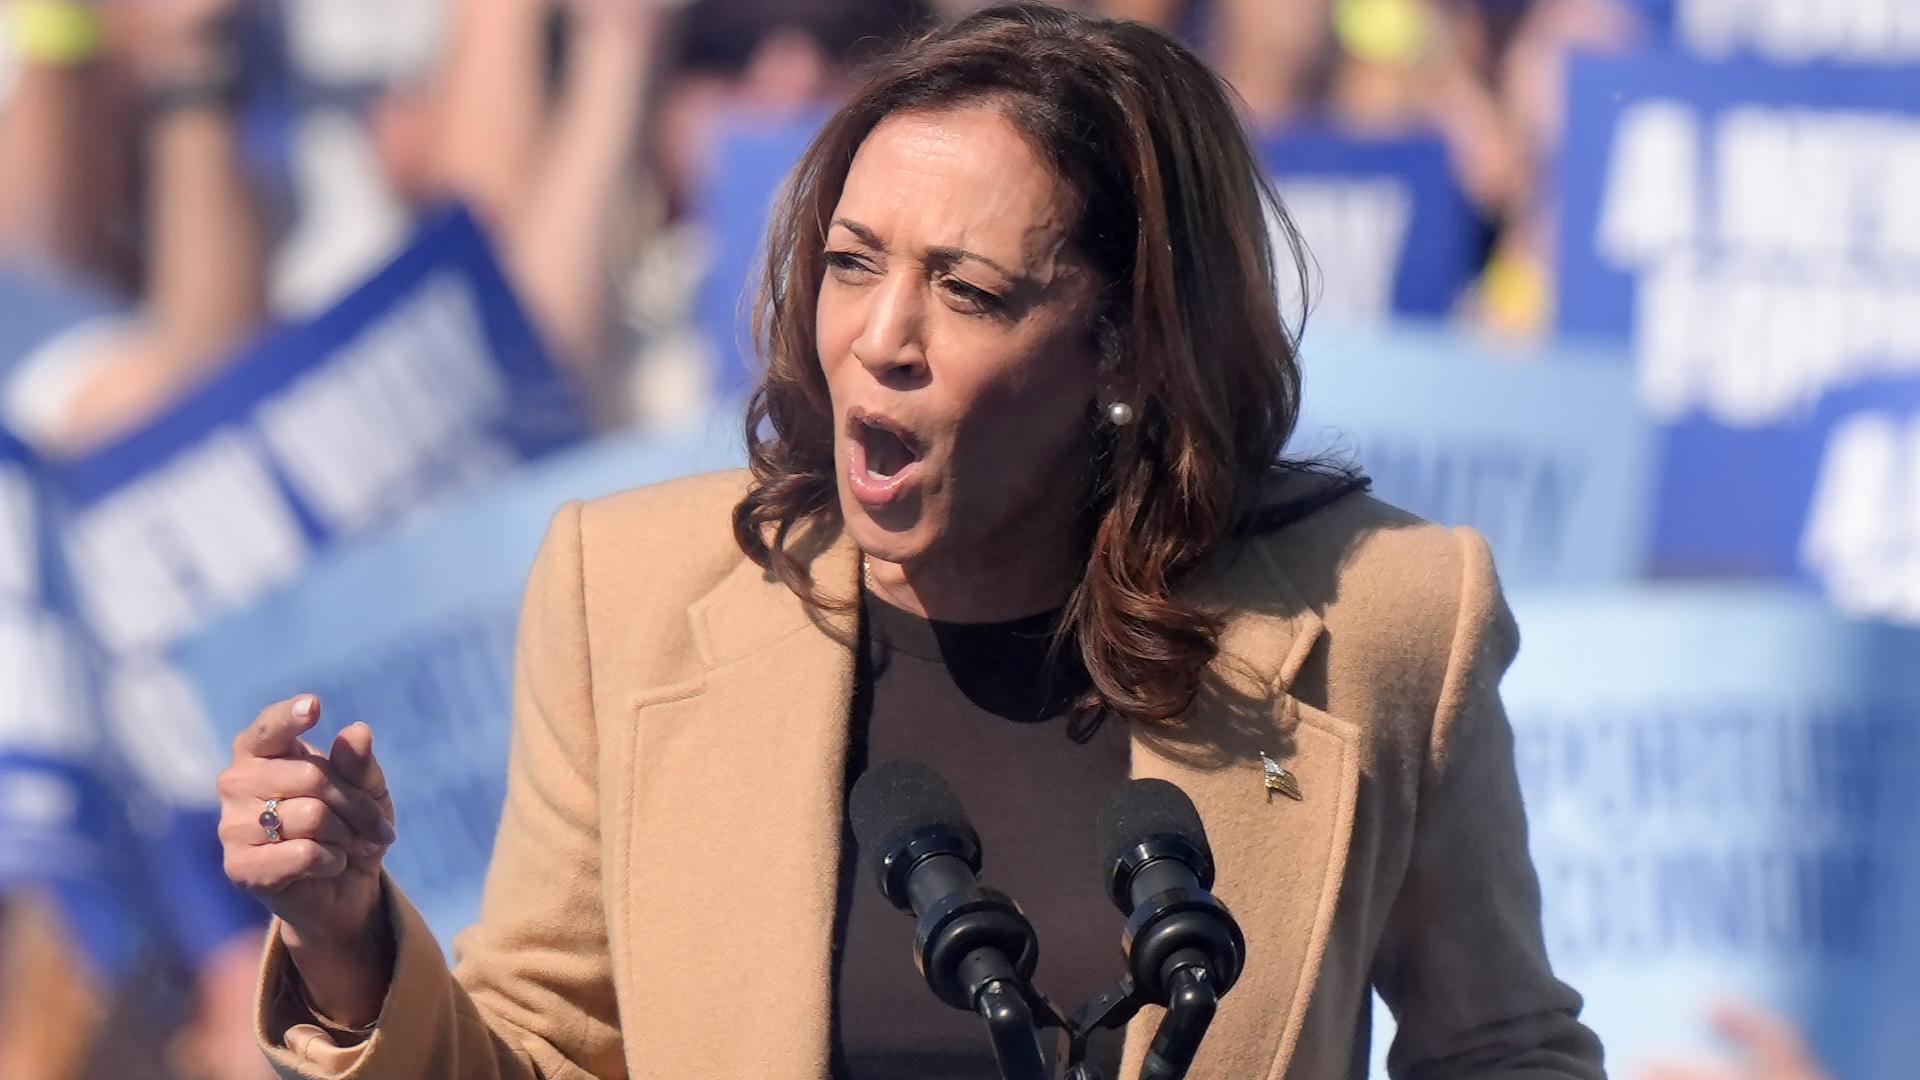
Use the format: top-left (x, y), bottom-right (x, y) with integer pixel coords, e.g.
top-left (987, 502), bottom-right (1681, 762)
top-left (217, 694), bottom-right (397, 1026)
top-left (1640, 1002), bottom-right (1833, 1080)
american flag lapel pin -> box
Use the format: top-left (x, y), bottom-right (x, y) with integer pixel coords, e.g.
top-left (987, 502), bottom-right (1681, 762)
top-left (1261, 750), bottom-right (1303, 802)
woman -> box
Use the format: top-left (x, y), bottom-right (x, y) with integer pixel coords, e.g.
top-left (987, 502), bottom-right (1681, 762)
top-left (218, 5), bottom-right (1604, 1078)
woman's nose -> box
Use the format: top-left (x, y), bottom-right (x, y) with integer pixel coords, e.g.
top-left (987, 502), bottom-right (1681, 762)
top-left (850, 275), bottom-right (929, 384)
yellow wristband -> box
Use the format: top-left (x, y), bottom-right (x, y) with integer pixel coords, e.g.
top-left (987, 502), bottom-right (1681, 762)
top-left (1478, 248), bottom-right (1552, 338)
top-left (6, 0), bottom-right (105, 67)
top-left (1333, 0), bottom-right (1432, 68)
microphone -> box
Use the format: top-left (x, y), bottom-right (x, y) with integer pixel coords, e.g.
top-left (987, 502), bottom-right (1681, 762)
top-left (848, 760), bottom-right (1051, 1080)
top-left (1096, 778), bottom-right (1246, 1080)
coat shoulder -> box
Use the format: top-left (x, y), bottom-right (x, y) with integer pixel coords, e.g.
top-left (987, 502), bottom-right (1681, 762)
top-left (1251, 491), bottom-right (1475, 633)
top-left (579, 468), bottom-right (753, 534)
top-left (575, 468), bottom-right (752, 577)
top-left (554, 469), bottom-right (762, 694)
top-left (1242, 490), bottom-right (1498, 727)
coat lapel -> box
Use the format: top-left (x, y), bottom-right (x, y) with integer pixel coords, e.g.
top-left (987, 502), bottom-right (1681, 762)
top-left (1120, 541), bottom-right (1362, 1080)
top-left (620, 533), bottom-right (861, 1080)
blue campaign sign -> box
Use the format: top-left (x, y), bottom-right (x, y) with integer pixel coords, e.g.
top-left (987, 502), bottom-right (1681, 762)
top-left (1662, 0), bottom-right (1920, 66)
top-left (1259, 129), bottom-right (1484, 321)
top-left (1361, 584), bottom-right (1920, 1079)
top-left (0, 433), bottom-right (95, 886)
top-left (0, 432), bottom-right (150, 978)
top-left (176, 416), bottom-right (742, 947)
top-left (32, 203), bottom-right (587, 963)
top-left (1555, 52), bottom-right (1920, 591)
top-left (1291, 324), bottom-right (1653, 585)
top-left (1499, 585), bottom-right (1920, 1079)
top-left (48, 202), bottom-right (584, 661)
top-left (1794, 377), bottom-right (1920, 621)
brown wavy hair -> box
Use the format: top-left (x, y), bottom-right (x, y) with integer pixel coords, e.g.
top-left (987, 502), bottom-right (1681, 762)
top-left (732, 2), bottom-right (1337, 725)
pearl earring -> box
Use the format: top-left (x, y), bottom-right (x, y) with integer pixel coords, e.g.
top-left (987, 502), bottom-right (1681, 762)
top-left (1106, 400), bottom-right (1135, 427)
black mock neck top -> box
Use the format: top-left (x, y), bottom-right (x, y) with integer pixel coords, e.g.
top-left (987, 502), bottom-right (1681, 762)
top-left (832, 591), bottom-right (1131, 1079)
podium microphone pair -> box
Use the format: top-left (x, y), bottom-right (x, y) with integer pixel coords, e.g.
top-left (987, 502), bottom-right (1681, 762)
top-left (848, 760), bottom-right (1247, 1080)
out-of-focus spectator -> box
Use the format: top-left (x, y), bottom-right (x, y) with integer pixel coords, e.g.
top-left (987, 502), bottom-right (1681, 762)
top-left (1192, 0), bottom-right (1516, 325)
top-left (407, 0), bottom-right (665, 401)
top-left (0, 0), bottom-right (137, 290)
top-left (1188, 0), bottom-right (1647, 338)
top-left (1474, 0), bottom-right (1641, 337)
top-left (1210, 0), bottom-right (1336, 125)
top-left (1323, 0), bottom-right (1526, 217)
top-left (0, 891), bottom-right (100, 1080)
top-left (401, 0), bottom-right (935, 427)
top-left (1, 0), bottom-right (267, 458)
top-left (1643, 1002), bottom-right (1834, 1080)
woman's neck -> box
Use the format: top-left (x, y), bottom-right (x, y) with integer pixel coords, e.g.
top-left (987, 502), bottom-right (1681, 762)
top-left (863, 538), bottom-right (1081, 623)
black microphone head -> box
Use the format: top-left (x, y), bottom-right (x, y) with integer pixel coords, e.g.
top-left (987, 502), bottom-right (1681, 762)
top-left (1097, 778), bottom-right (1215, 909)
top-left (849, 760), bottom-right (981, 904)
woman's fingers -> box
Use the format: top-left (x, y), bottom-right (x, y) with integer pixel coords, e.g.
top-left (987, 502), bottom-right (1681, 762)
top-left (234, 694), bottom-right (322, 760)
top-left (218, 694), bottom-right (398, 923)
top-left (223, 838), bottom-right (349, 893)
top-left (218, 753), bottom-right (393, 843)
top-left (330, 722), bottom-right (392, 815)
top-left (217, 694), bottom-right (398, 903)
top-left (219, 796), bottom-right (360, 851)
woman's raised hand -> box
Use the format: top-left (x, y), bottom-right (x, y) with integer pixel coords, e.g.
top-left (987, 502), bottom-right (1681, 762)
top-left (217, 694), bottom-right (396, 951)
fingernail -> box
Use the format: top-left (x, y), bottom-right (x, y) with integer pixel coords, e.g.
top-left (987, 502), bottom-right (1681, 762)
top-left (378, 821), bottom-right (397, 844)
top-left (293, 696), bottom-right (315, 720)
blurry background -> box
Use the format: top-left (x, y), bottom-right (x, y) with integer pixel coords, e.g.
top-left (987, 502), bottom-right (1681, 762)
top-left (1, 0), bottom-right (1917, 1077)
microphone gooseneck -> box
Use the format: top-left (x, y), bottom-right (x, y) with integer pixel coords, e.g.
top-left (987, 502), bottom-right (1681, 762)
top-left (848, 760), bottom-right (1051, 1080)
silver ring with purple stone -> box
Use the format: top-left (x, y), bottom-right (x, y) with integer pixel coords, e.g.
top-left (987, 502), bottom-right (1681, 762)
top-left (260, 798), bottom-right (283, 843)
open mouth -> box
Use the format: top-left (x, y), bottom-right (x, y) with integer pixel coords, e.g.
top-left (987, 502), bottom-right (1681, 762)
top-left (861, 420), bottom-right (917, 478)
top-left (847, 409), bottom-right (926, 507)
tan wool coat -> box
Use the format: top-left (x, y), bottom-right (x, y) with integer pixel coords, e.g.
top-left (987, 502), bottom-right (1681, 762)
top-left (253, 469), bottom-right (1605, 1080)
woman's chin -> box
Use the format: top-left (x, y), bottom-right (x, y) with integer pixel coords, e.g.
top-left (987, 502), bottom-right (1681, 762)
top-left (838, 487), bottom-right (931, 561)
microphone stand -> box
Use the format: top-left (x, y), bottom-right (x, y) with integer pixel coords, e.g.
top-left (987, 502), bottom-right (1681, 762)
top-left (1048, 962), bottom-right (1222, 1080)
top-left (1136, 957), bottom-right (1220, 1080)
top-left (946, 944), bottom-right (1221, 1080)
top-left (959, 949), bottom-right (1054, 1080)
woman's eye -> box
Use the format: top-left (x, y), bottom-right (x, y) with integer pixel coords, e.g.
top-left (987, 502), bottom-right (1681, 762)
top-left (824, 251), bottom-right (873, 278)
top-left (942, 278), bottom-right (1005, 314)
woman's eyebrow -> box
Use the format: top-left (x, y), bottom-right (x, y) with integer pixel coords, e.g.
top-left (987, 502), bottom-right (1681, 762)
top-left (925, 245), bottom-right (1020, 282)
top-left (832, 217), bottom-right (1022, 282)
top-left (831, 218), bottom-right (885, 248)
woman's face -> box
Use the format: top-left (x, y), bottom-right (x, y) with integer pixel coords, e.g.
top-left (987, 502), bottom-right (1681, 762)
top-left (817, 106), bottom-right (1104, 578)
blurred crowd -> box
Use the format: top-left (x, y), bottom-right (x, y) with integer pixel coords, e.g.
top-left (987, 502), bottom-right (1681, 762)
top-left (0, 0), bottom-right (1646, 466)
top-left (0, 0), bottom-right (1677, 1078)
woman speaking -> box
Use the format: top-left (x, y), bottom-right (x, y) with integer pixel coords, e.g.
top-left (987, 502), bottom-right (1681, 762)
top-left (218, 4), bottom-right (1604, 1078)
